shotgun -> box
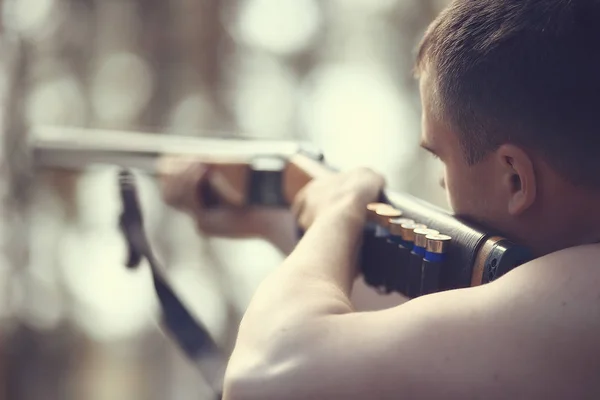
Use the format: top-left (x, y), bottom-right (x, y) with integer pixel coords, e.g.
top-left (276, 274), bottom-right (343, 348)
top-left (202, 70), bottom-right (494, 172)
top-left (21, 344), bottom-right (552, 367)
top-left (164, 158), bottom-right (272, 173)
top-left (30, 125), bottom-right (533, 398)
top-left (31, 125), bottom-right (532, 288)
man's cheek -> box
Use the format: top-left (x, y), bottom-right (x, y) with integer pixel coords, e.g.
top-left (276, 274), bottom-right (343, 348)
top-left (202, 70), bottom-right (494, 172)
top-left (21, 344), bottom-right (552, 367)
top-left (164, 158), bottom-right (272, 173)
top-left (445, 180), bottom-right (474, 216)
top-left (442, 171), bottom-right (457, 211)
top-left (444, 180), bottom-right (460, 213)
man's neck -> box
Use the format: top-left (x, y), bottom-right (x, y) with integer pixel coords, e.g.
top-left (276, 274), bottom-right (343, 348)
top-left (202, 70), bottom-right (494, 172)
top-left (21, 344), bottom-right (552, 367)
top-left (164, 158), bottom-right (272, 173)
top-left (525, 192), bottom-right (600, 257)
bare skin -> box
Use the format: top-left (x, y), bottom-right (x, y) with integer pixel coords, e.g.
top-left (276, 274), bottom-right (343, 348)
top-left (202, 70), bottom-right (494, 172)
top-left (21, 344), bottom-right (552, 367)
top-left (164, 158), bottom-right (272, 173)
top-left (162, 66), bottom-right (600, 399)
top-left (159, 157), bottom-right (297, 254)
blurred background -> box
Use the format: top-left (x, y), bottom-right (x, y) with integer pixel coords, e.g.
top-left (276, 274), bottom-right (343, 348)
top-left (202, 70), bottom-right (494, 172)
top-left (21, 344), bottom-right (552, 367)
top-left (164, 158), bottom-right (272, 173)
top-left (0, 0), bottom-right (451, 399)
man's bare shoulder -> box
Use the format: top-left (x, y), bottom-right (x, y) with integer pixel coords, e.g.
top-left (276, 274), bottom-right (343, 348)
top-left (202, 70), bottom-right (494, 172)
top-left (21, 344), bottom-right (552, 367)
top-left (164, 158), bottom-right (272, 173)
top-left (416, 244), bottom-right (600, 396)
top-left (349, 244), bottom-right (600, 399)
top-left (500, 243), bottom-right (600, 341)
top-left (224, 245), bottom-right (600, 400)
top-left (504, 243), bottom-right (600, 310)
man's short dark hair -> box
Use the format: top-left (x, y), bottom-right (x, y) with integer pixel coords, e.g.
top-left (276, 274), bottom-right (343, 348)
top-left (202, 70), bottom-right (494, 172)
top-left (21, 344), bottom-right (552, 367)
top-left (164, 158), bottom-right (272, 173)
top-left (416, 0), bottom-right (600, 187)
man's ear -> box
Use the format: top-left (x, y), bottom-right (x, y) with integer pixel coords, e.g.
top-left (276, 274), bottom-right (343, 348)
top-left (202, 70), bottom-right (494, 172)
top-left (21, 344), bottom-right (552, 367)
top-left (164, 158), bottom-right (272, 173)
top-left (495, 144), bottom-right (537, 216)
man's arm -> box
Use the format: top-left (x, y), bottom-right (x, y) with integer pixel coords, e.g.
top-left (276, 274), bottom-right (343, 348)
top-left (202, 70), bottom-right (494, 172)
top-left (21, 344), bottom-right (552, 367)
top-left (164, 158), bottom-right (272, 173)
top-left (224, 259), bottom-right (595, 399)
top-left (223, 196), bottom-right (597, 399)
top-left (191, 208), bottom-right (298, 254)
top-left (159, 158), bottom-right (298, 254)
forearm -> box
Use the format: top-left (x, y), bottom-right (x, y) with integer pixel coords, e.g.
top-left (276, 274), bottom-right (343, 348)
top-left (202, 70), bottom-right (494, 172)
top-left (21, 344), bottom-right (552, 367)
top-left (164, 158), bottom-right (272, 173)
top-left (256, 209), bottom-right (297, 254)
top-left (283, 197), bottom-right (366, 294)
top-left (197, 208), bottom-right (297, 253)
top-left (232, 196), bottom-right (366, 353)
top-left (224, 197), bottom-right (367, 399)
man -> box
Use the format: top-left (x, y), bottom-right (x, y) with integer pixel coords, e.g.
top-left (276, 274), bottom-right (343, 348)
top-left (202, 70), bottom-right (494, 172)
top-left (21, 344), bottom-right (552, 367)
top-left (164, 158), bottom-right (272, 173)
top-left (163, 0), bottom-right (600, 398)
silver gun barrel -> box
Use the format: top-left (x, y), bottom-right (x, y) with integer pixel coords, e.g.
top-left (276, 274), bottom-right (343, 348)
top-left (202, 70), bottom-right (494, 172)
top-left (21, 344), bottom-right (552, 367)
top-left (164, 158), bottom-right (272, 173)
top-left (29, 125), bottom-right (317, 173)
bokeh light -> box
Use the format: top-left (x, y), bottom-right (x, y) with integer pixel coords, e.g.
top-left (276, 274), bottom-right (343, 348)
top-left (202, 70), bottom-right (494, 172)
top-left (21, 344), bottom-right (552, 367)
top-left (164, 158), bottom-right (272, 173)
top-left (7, 0), bottom-right (63, 41)
top-left (231, 0), bottom-right (322, 55)
top-left (74, 169), bottom-right (124, 232)
top-left (226, 54), bottom-right (299, 139)
top-left (18, 271), bottom-right (65, 331)
top-left (332, 0), bottom-right (399, 13)
top-left (91, 52), bottom-right (154, 126)
top-left (58, 227), bottom-right (157, 342)
top-left (26, 74), bottom-right (86, 126)
top-left (299, 63), bottom-right (420, 177)
top-left (213, 238), bottom-right (285, 312)
top-left (169, 93), bottom-right (215, 135)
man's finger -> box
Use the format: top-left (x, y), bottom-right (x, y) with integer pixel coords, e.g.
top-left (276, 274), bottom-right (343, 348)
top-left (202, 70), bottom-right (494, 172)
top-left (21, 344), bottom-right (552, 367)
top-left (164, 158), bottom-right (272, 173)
top-left (158, 157), bottom-right (209, 213)
top-left (291, 187), bottom-right (307, 221)
top-left (298, 213), bottom-right (310, 231)
top-left (182, 162), bottom-right (210, 213)
top-left (208, 170), bottom-right (246, 207)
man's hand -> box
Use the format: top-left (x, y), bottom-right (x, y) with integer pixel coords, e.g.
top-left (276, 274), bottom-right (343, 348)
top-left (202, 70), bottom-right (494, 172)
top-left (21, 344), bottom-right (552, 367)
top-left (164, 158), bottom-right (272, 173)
top-left (158, 156), bottom-right (297, 253)
top-left (291, 167), bottom-right (386, 230)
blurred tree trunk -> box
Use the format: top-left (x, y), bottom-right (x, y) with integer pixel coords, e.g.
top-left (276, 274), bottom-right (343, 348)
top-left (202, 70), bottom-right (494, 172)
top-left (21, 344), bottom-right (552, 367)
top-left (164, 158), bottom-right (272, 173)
top-left (5, 325), bottom-right (78, 400)
top-left (137, 0), bottom-right (172, 130)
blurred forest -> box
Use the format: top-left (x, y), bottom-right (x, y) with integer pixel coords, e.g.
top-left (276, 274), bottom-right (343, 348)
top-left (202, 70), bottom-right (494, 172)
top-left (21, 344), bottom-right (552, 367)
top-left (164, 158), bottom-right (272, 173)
top-left (0, 0), bottom-right (450, 399)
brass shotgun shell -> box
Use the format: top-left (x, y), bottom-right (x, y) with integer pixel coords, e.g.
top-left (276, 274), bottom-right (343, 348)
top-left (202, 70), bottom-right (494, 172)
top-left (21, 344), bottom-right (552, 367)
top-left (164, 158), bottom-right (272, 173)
top-left (426, 234), bottom-right (452, 254)
top-left (414, 228), bottom-right (440, 248)
top-left (375, 207), bottom-right (403, 228)
top-left (401, 223), bottom-right (428, 240)
top-left (366, 203), bottom-right (390, 222)
top-left (389, 218), bottom-right (415, 236)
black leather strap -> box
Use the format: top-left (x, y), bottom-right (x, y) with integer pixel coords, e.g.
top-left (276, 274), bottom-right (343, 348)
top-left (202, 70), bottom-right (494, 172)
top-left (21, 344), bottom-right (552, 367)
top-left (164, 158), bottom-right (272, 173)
top-left (119, 170), bottom-right (224, 399)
